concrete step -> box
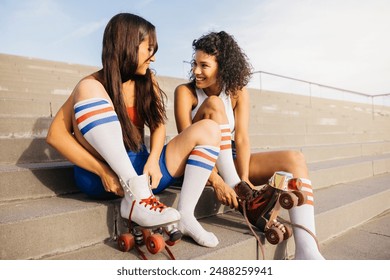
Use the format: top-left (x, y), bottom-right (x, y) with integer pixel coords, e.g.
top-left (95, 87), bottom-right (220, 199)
top-left (43, 209), bottom-right (390, 261)
top-left (308, 153), bottom-right (390, 189)
top-left (0, 193), bottom-right (117, 260)
top-left (0, 138), bottom-right (64, 164)
top-left (320, 209), bottom-right (390, 260)
top-left (249, 132), bottom-right (390, 148)
top-left (42, 211), bottom-right (272, 260)
top-left (0, 162), bottom-right (77, 203)
top-left (301, 141), bottom-right (390, 162)
top-left (2, 129), bottom-right (389, 164)
top-left (3, 107), bottom-right (388, 142)
top-left (0, 98), bottom-right (64, 117)
top-left (0, 185), bottom-right (226, 260)
top-left (3, 172), bottom-right (384, 260)
top-left (2, 152), bottom-right (389, 202)
top-left (0, 89), bottom-right (71, 101)
top-left (0, 116), bottom-right (53, 138)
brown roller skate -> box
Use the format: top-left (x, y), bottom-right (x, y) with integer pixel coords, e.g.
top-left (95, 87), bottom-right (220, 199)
top-left (234, 171), bottom-right (307, 246)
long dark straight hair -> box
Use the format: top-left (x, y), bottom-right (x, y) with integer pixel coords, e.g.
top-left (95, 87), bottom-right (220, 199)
top-left (99, 13), bottom-right (166, 151)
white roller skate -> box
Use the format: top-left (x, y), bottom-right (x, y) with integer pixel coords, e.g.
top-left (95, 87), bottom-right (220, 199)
top-left (120, 174), bottom-right (180, 227)
top-left (118, 174), bottom-right (182, 259)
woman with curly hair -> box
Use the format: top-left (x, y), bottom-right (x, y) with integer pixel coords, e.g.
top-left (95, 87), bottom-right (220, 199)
top-left (174, 31), bottom-right (325, 259)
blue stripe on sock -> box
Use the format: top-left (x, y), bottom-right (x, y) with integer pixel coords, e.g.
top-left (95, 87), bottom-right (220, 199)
top-left (74, 99), bottom-right (109, 113)
top-left (187, 159), bottom-right (214, 171)
top-left (80, 115), bottom-right (118, 135)
top-left (203, 147), bottom-right (220, 157)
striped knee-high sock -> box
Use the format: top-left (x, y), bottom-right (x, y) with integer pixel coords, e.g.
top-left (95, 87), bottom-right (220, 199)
top-left (216, 124), bottom-right (241, 187)
top-left (289, 178), bottom-right (325, 260)
top-left (178, 145), bottom-right (220, 247)
top-left (74, 97), bottom-right (137, 182)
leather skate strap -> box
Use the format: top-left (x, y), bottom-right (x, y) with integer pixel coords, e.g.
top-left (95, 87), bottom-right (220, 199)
top-left (126, 201), bottom-right (136, 233)
top-left (242, 201), bottom-right (265, 260)
top-left (165, 246), bottom-right (176, 260)
top-left (277, 217), bottom-right (321, 251)
top-left (135, 246), bottom-right (148, 260)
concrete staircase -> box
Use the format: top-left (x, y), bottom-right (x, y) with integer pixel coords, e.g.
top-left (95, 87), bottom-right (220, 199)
top-left (1, 53), bottom-right (389, 260)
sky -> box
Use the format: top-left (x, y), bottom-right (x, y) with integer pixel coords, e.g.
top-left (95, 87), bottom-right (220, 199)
top-left (1, 0), bottom-right (389, 95)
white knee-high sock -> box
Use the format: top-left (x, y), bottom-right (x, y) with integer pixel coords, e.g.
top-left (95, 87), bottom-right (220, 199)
top-left (74, 98), bottom-right (138, 182)
top-left (216, 124), bottom-right (241, 187)
top-left (178, 145), bottom-right (220, 247)
top-left (288, 178), bottom-right (325, 260)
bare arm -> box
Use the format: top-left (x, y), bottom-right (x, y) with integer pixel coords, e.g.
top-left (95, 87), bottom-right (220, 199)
top-left (144, 76), bottom-right (169, 189)
top-left (174, 84), bottom-right (196, 133)
top-left (232, 87), bottom-right (252, 185)
top-left (145, 122), bottom-right (166, 189)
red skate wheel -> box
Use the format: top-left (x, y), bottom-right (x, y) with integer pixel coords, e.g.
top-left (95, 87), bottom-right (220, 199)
top-left (283, 224), bottom-right (293, 240)
top-left (118, 233), bottom-right (135, 252)
top-left (141, 229), bottom-right (151, 245)
top-left (288, 178), bottom-right (302, 191)
top-left (265, 227), bottom-right (284, 245)
top-left (292, 190), bottom-right (307, 206)
top-left (165, 240), bottom-right (179, 246)
top-left (279, 192), bottom-right (298, 209)
top-left (146, 234), bottom-right (165, 254)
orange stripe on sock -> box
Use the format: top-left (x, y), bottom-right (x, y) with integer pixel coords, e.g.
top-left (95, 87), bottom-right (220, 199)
top-left (76, 107), bottom-right (114, 124)
top-left (221, 128), bottom-right (230, 133)
top-left (220, 144), bottom-right (232, 150)
top-left (305, 200), bottom-right (314, 206)
top-left (190, 150), bottom-right (217, 163)
top-left (302, 191), bottom-right (314, 206)
top-left (221, 136), bottom-right (231, 141)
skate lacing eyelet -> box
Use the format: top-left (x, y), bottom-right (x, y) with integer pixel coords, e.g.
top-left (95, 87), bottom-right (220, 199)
top-left (139, 196), bottom-right (167, 212)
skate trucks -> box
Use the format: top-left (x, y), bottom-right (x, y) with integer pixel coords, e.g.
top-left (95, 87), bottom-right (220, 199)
top-left (234, 171), bottom-right (308, 258)
top-left (117, 220), bottom-right (182, 260)
top-left (117, 175), bottom-right (182, 260)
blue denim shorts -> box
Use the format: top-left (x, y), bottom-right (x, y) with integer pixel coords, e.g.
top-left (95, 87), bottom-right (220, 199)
top-left (73, 144), bottom-right (177, 199)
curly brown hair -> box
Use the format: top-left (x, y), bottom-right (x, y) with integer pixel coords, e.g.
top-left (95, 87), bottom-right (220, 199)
top-left (190, 31), bottom-right (253, 96)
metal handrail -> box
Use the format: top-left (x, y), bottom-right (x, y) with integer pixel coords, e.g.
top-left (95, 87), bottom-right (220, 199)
top-left (252, 70), bottom-right (390, 98)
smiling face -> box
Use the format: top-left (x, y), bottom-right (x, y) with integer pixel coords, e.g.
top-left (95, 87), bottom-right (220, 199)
top-left (135, 36), bottom-right (155, 75)
top-left (192, 50), bottom-right (221, 95)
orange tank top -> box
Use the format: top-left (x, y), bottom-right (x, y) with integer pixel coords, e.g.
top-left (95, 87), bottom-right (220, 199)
top-left (127, 106), bottom-right (143, 129)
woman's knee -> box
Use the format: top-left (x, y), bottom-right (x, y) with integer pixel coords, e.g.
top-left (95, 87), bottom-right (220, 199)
top-left (198, 96), bottom-right (226, 119)
top-left (204, 96), bottom-right (224, 110)
top-left (196, 119), bottom-right (221, 146)
top-left (285, 150), bottom-right (308, 174)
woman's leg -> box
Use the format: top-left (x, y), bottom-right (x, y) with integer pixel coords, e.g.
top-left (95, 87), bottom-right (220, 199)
top-left (193, 96), bottom-right (241, 187)
top-left (73, 97), bottom-right (180, 227)
top-left (246, 150), bottom-right (324, 259)
top-left (164, 119), bottom-right (221, 247)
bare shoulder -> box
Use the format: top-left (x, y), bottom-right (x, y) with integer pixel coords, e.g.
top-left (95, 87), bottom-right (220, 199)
top-left (231, 87), bottom-right (249, 109)
top-left (73, 75), bottom-right (108, 101)
top-left (174, 83), bottom-right (195, 97)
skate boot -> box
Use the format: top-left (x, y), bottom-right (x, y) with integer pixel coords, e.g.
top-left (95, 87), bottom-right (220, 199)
top-left (120, 174), bottom-right (181, 228)
top-left (234, 180), bottom-right (282, 232)
top-left (234, 171), bottom-right (299, 245)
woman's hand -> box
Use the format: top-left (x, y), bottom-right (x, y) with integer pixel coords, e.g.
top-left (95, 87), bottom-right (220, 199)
top-left (210, 172), bottom-right (239, 209)
top-left (99, 164), bottom-right (124, 197)
top-left (143, 160), bottom-right (162, 190)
